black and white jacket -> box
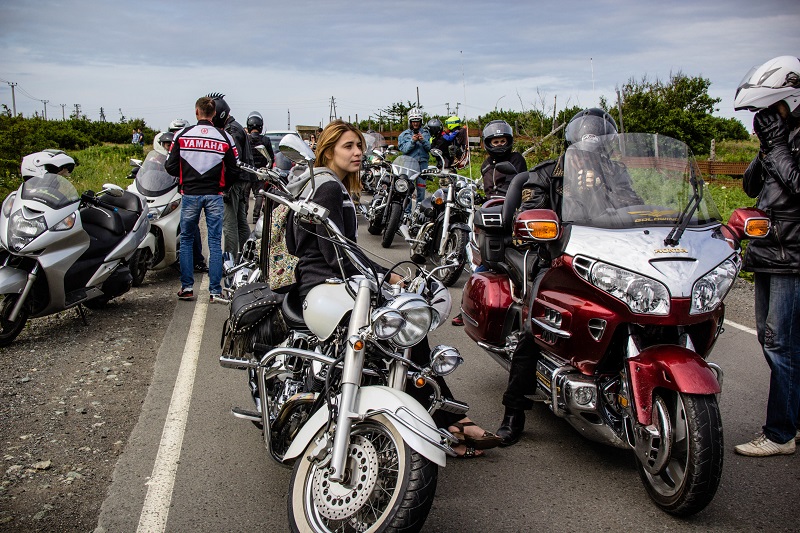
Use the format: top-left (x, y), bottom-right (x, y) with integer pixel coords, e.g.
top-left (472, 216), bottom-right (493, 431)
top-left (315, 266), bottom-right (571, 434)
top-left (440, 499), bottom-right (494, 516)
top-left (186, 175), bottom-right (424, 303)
top-left (165, 119), bottom-right (238, 196)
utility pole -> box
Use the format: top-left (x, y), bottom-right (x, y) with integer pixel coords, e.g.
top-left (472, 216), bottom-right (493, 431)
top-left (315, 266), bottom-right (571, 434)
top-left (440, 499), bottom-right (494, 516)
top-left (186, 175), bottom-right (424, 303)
top-left (455, 102), bottom-right (460, 116)
top-left (416, 87), bottom-right (420, 109)
top-left (616, 89), bottom-right (625, 134)
top-left (287, 109), bottom-right (290, 129)
top-left (445, 102), bottom-right (450, 115)
top-left (60, 104), bottom-right (66, 120)
top-left (7, 82), bottom-right (17, 116)
top-left (41, 100), bottom-right (49, 120)
top-left (329, 96), bottom-right (337, 123)
top-left (552, 95), bottom-right (557, 129)
top-left (74, 104), bottom-right (81, 119)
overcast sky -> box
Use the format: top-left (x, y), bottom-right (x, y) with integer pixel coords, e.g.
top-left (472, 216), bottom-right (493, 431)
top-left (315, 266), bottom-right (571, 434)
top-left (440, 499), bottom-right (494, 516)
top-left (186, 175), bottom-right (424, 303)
top-left (1, 0), bottom-right (798, 133)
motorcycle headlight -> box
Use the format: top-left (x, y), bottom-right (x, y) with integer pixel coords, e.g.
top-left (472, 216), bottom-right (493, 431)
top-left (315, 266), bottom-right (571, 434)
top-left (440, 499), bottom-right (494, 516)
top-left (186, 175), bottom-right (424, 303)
top-left (2, 193), bottom-right (16, 217)
top-left (8, 210), bottom-right (47, 252)
top-left (690, 257), bottom-right (739, 315)
top-left (161, 198), bottom-right (181, 219)
top-left (51, 211), bottom-right (77, 231)
top-left (590, 261), bottom-right (670, 315)
top-left (456, 187), bottom-right (473, 208)
top-left (429, 344), bottom-right (464, 376)
top-left (384, 293), bottom-right (434, 347)
top-left (394, 178), bottom-right (409, 193)
top-left (371, 308), bottom-right (406, 340)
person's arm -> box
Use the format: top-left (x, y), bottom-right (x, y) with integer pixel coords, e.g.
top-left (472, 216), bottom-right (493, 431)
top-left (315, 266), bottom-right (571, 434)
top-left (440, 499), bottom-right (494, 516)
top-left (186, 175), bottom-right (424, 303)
top-left (398, 130), bottom-right (413, 154)
top-left (221, 131), bottom-right (239, 189)
top-left (510, 152), bottom-right (527, 174)
top-left (762, 141), bottom-right (800, 196)
top-left (421, 130), bottom-right (431, 153)
top-left (742, 157), bottom-right (764, 198)
top-left (310, 181), bottom-right (358, 277)
top-left (165, 132), bottom-right (181, 177)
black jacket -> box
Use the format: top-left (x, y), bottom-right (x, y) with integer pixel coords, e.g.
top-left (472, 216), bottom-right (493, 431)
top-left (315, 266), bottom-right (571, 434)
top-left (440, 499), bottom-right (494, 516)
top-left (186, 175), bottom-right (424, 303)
top-left (224, 118), bottom-right (253, 182)
top-left (742, 126), bottom-right (800, 274)
top-left (480, 151), bottom-right (527, 196)
top-left (248, 132), bottom-right (275, 170)
top-left (165, 119), bottom-right (238, 196)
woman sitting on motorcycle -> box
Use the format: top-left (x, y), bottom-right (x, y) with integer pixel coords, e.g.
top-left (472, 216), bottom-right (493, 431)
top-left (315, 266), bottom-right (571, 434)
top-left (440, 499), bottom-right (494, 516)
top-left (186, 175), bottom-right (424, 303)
top-left (480, 120), bottom-right (527, 197)
top-left (287, 120), bottom-right (501, 457)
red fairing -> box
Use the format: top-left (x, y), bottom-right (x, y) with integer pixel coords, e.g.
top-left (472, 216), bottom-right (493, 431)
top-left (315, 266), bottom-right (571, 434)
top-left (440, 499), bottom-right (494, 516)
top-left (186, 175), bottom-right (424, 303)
top-left (626, 346), bottom-right (721, 425)
top-left (461, 271), bottom-right (513, 345)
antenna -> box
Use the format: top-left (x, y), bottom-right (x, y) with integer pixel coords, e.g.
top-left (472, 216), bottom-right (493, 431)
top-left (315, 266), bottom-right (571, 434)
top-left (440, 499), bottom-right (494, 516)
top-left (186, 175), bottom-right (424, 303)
top-left (591, 57), bottom-right (596, 98)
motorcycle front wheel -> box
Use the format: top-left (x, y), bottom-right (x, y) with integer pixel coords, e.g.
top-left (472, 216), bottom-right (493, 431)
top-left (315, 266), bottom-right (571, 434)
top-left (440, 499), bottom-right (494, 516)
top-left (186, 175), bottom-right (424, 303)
top-left (0, 294), bottom-right (29, 347)
top-left (367, 201), bottom-right (384, 235)
top-left (288, 416), bottom-right (437, 533)
top-left (380, 203), bottom-right (403, 248)
top-left (431, 228), bottom-right (468, 287)
top-left (129, 248), bottom-right (151, 287)
top-left (636, 391), bottom-right (723, 516)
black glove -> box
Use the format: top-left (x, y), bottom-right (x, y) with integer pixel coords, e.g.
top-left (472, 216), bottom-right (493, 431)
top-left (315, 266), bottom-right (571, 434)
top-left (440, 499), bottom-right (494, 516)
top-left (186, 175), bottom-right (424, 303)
top-left (753, 108), bottom-right (788, 153)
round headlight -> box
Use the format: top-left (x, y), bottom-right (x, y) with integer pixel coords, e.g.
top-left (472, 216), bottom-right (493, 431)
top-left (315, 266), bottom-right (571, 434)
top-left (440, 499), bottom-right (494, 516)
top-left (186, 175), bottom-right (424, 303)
top-left (394, 178), bottom-right (409, 193)
top-left (430, 345), bottom-right (464, 376)
top-left (456, 187), bottom-right (473, 208)
top-left (386, 294), bottom-right (433, 347)
top-left (371, 308), bottom-right (406, 340)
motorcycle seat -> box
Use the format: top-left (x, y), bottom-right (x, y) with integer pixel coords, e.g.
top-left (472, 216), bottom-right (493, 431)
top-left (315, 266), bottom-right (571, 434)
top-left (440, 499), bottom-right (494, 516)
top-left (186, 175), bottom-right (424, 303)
top-left (102, 191), bottom-right (143, 233)
top-left (80, 205), bottom-right (126, 236)
top-left (79, 215), bottom-right (123, 258)
top-left (281, 287), bottom-right (307, 330)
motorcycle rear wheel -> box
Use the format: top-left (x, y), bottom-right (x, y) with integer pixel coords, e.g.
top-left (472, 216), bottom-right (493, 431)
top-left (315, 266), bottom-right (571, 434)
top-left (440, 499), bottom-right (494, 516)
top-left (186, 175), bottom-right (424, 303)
top-left (0, 294), bottom-right (29, 347)
top-left (431, 228), bottom-right (468, 287)
top-left (288, 416), bottom-right (437, 533)
top-left (129, 248), bottom-right (151, 287)
top-left (636, 391), bottom-right (723, 516)
top-left (381, 203), bottom-right (403, 248)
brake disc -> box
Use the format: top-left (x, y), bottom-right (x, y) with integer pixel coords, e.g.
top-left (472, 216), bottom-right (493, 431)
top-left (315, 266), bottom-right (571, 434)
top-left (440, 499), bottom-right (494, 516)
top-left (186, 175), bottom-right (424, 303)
top-left (312, 435), bottom-right (379, 520)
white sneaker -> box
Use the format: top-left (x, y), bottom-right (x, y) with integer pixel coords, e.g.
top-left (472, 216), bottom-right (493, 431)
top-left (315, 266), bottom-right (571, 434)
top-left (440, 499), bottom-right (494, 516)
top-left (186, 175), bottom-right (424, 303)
top-left (734, 433), bottom-right (796, 457)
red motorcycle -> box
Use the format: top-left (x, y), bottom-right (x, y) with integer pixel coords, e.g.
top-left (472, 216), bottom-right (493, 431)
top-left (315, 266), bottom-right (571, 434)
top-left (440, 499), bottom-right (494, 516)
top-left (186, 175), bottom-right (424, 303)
top-left (461, 133), bottom-right (768, 516)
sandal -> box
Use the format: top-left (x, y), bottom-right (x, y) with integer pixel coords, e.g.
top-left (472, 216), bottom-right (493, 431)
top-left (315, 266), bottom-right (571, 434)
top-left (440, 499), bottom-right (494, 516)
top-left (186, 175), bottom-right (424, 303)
top-left (449, 421), bottom-right (502, 450)
top-left (453, 443), bottom-right (484, 459)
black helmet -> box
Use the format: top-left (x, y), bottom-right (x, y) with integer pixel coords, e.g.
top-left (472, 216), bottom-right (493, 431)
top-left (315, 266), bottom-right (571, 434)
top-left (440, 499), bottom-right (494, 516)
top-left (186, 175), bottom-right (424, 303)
top-left (246, 111), bottom-right (264, 133)
top-left (565, 108), bottom-right (618, 145)
top-left (426, 118), bottom-right (442, 137)
top-left (206, 92), bottom-right (230, 128)
top-left (482, 120), bottom-right (514, 156)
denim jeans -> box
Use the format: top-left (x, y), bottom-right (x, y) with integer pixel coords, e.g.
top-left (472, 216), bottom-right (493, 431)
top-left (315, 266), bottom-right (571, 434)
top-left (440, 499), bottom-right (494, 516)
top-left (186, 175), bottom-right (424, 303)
top-left (180, 194), bottom-right (223, 295)
top-left (223, 180), bottom-right (251, 256)
top-left (754, 272), bottom-right (800, 444)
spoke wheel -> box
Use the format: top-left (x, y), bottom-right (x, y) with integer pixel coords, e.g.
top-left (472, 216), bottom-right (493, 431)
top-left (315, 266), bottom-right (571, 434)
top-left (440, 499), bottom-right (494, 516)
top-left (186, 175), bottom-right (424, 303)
top-left (289, 416), bottom-right (437, 533)
top-left (636, 391), bottom-right (723, 516)
top-left (431, 228), bottom-right (467, 287)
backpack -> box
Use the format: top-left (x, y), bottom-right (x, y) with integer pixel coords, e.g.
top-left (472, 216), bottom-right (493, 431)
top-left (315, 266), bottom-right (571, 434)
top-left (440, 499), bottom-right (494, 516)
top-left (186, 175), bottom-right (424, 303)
top-left (265, 203), bottom-right (298, 290)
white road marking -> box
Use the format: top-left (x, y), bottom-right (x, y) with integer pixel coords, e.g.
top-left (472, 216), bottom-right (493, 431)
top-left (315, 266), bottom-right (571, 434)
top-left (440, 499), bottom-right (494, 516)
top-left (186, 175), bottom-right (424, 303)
top-left (724, 319), bottom-right (757, 336)
top-left (137, 277), bottom-right (209, 533)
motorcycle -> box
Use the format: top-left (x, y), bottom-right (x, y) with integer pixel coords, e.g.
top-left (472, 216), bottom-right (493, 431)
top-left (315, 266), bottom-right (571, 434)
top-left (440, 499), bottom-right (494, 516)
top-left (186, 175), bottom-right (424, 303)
top-left (365, 154), bottom-right (417, 248)
top-left (220, 135), bottom-right (466, 532)
top-left (125, 150), bottom-right (182, 285)
top-left (360, 132), bottom-right (391, 194)
top-left (461, 132), bottom-right (761, 516)
top-left (401, 149), bottom-right (480, 286)
top-left (0, 173), bottom-right (150, 346)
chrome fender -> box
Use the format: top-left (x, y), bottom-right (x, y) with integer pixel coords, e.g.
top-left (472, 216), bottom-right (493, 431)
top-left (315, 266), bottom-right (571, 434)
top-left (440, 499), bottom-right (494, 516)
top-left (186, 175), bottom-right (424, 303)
top-left (283, 385), bottom-right (447, 467)
top-left (0, 266), bottom-right (29, 294)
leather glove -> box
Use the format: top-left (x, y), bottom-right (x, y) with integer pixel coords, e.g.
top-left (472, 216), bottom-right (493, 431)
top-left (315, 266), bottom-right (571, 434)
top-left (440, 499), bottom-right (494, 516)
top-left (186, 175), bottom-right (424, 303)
top-left (753, 108), bottom-right (788, 153)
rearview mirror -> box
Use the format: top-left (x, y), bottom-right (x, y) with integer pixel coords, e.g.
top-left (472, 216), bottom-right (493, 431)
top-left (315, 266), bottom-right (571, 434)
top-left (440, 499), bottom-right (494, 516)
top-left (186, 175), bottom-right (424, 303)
top-left (279, 135), bottom-right (315, 165)
top-left (102, 183), bottom-right (125, 197)
top-left (494, 162), bottom-right (518, 175)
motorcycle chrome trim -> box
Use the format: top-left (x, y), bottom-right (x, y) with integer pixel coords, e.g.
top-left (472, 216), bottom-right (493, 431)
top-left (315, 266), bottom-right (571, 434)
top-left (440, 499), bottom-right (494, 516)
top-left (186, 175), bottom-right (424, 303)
top-left (531, 317), bottom-right (572, 338)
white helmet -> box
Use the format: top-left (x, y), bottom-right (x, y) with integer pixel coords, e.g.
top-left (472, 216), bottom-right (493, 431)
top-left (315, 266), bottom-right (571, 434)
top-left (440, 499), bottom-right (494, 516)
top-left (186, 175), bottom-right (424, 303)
top-left (734, 55), bottom-right (800, 114)
top-left (408, 108), bottom-right (423, 129)
top-left (168, 118), bottom-right (189, 132)
top-left (20, 149), bottom-right (75, 180)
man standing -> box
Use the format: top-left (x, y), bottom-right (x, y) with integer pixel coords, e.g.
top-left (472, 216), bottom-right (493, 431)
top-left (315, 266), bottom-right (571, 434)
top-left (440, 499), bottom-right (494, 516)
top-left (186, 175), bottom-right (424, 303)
top-left (207, 93), bottom-right (254, 256)
top-left (165, 96), bottom-right (238, 302)
top-left (245, 111), bottom-right (275, 223)
top-left (732, 56), bottom-right (800, 457)
top-left (398, 108), bottom-right (430, 209)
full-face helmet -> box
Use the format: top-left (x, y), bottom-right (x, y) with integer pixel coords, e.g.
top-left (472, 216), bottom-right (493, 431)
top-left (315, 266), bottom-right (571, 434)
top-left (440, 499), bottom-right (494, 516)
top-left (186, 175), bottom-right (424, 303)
top-left (153, 131), bottom-right (175, 155)
top-left (168, 118), bottom-right (189, 132)
top-left (20, 149), bottom-right (75, 180)
top-left (426, 118), bottom-right (443, 137)
top-left (408, 108), bottom-right (423, 130)
top-left (564, 108), bottom-right (618, 145)
top-left (482, 120), bottom-right (514, 156)
top-left (206, 92), bottom-right (230, 128)
top-left (734, 55), bottom-right (800, 115)
top-left (445, 115), bottom-right (462, 131)
top-left (246, 111), bottom-right (264, 133)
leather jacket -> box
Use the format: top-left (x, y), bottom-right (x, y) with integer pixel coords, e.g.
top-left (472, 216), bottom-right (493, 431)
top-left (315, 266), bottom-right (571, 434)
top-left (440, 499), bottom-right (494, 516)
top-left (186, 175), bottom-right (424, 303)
top-left (225, 118), bottom-right (253, 182)
top-left (742, 125), bottom-right (800, 274)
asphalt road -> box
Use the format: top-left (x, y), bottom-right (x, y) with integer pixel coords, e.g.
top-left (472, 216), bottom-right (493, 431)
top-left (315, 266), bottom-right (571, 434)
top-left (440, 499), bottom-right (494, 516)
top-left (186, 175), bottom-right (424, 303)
top-left (95, 215), bottom-right (799, 533)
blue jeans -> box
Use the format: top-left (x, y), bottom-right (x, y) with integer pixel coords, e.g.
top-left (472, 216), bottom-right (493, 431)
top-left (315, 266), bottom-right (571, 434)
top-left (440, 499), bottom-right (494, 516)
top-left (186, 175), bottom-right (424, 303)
top-left (754, 272), bottom-right (800, 444)
top-left (180, 194), bottom-right (224, 295)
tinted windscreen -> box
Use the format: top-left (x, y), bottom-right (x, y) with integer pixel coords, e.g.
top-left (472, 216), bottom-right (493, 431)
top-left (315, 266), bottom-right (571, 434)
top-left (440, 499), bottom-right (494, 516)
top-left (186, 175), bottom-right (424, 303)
top-left (135, 151), bottom-right (177, 196)
top-left (21, 173), bottom-right (80, 209)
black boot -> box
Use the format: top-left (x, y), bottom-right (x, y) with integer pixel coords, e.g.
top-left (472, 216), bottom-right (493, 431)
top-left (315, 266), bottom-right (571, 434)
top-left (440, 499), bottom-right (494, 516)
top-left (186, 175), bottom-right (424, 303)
top-left (496, 408), bottom-right (525, 446)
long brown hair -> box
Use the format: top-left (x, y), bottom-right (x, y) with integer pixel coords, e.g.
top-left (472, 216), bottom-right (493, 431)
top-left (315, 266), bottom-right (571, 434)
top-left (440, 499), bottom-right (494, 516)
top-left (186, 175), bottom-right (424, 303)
top-left (314, 120), bottom-right (364, 197)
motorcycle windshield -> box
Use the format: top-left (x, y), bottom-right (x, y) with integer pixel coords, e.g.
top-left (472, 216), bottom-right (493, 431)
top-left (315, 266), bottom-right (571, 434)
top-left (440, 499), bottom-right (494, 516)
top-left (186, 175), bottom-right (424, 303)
top-left (21, 173), bottom-right (80, 210)
top-left (560, 133), bottom-right (722, 229)
top-left (391, 155), bottom-right (420, 179)
top-left (135, 151), bottom-right (178, 197)
top-left (364, 131), bottom-right (387, 155)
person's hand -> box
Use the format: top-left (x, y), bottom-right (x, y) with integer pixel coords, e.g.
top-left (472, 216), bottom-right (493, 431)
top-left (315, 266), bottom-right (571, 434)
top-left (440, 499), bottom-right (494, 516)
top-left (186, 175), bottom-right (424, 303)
top-left (387, 272), bottom-right (405, 286)
top-left (754, 108), bottom-right (788, 153)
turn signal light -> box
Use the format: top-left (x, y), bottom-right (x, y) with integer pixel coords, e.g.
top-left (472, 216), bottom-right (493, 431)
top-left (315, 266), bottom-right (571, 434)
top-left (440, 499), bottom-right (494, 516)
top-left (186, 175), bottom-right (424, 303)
top-left (526, 221), bottom-right (558, 239)
top-left (433, 197), bottom-right (444, 206)
top-left (744, 218), bottom-right (769, 238)
top-left (415, 377), bottom-right (426, 388)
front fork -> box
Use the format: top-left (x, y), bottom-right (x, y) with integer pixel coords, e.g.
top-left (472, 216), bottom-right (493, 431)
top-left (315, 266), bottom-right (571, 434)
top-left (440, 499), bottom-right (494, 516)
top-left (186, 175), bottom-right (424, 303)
top-left (437, 185), bottom-right (455, 256)
top-left (9, 263), bottom-right (38, 322)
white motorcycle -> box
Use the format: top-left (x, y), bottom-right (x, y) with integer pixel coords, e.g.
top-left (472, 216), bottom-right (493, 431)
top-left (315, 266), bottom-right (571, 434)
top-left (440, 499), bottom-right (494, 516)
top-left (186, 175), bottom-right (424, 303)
top-left (0, 172), bottom-right (150, 346)
top-left (220, 135), bottom-right (466, 532)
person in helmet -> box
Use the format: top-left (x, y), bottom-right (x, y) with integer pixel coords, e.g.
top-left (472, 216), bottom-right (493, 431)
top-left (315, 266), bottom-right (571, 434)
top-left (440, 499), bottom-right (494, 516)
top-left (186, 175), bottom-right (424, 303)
top-left (398, 108), bottom-right (431, 207)
top-left (152, 131), bottom-right (175, 156)
top-left (426, 118), bottom-right (452, 167)
top-left (168, 118), bottom-right (190, 133)
top-left (206, 93), bottom-right (254, 257)
top-left (245, 111), bottom-right (276, 223)
top-left (20, 150), bottom-right (75, 181)
top-left (443, 115), bottom-right (469, 169)
top-left (480, 120), bottom-right (527, 196)
top-left (732, 56), bottom-right (800, 458)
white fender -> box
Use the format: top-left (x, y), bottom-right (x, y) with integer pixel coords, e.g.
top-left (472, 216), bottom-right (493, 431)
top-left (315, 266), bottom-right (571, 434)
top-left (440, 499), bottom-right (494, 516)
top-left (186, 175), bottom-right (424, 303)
top-left (139, 231), bottom-right (156, 254)
top-left (0, 267), bottom-right (29, 294)
top-left (283, 385), bottom-right (447, 467)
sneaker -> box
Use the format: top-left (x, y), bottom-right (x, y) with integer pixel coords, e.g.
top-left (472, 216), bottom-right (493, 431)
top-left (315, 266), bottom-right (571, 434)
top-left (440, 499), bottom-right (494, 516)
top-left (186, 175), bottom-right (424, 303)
top-left (209, 293), bottom-right (222, 304)
top-left (194, 261), bottom-right (209, 273)
top-left (734, 433), bottom-right (796, 457)
top-left (451, 313), bottom-right (464, 326)
top-left (177, 288), bottom-right (194, 300)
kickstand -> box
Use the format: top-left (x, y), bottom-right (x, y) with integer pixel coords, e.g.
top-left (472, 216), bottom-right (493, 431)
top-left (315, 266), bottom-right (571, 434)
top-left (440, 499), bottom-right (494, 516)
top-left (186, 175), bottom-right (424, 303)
top-left (76, 304), bottom-right (89, 326)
